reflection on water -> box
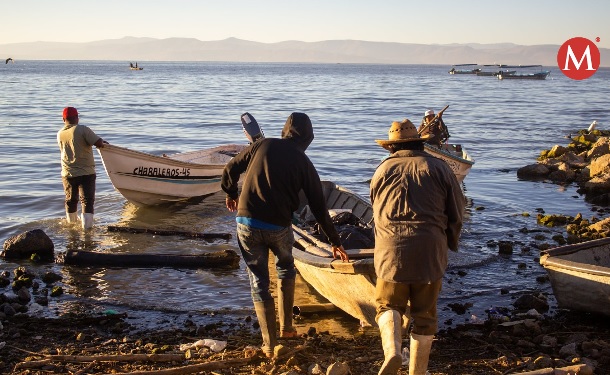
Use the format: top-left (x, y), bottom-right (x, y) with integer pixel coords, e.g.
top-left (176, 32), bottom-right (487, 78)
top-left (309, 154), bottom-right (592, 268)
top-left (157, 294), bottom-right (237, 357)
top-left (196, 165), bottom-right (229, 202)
top-left (1, 62), bottom-right (609, 336)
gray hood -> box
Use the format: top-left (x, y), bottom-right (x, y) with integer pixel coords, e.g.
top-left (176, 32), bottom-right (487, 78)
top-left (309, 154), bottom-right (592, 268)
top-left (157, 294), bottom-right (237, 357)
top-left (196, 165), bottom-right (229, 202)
top-left (281, 112), bottom-right (314, 152)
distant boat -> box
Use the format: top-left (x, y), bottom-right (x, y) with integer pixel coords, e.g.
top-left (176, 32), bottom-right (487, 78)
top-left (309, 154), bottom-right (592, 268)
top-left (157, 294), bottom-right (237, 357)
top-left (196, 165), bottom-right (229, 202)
top-left (5, 57), bottom-right (14, 64)
top-left (476, 64), bottom-right (516, 77)
top-left (497, 65), bottom-right (550, 80)
top-left (449, 64), bottom-right (481, 74)
top-left (129, 62), bottom-right (143, 70)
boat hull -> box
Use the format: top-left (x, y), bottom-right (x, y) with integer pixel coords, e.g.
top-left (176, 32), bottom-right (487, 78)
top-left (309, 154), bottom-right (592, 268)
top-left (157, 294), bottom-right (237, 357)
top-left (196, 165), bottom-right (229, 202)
top-left (292, 181), bottom-right (378, 326)
top-left (498, 71), bottom-right (550, 80)
top-left (425, 143), bottom-right (474, 183)
top-left (540, 237), bottom-right (610, 316)
top-left (98, 144), bottom-right (245, 206)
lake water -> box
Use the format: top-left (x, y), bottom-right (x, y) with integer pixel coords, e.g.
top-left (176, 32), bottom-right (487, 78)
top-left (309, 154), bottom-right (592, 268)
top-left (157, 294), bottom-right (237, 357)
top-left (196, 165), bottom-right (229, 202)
top-left (1, 61), bottom-right (609, 334)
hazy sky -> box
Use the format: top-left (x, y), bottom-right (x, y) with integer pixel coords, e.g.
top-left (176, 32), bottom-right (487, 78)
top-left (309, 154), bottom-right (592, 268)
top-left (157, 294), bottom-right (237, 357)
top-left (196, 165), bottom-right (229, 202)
top-left (2, 0), bottom-right (609, 48)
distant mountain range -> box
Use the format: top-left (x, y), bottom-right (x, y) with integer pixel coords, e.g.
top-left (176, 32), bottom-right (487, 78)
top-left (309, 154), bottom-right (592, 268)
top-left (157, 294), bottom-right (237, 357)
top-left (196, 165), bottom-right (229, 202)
top-left (2, 36), bottom-right (609, 67)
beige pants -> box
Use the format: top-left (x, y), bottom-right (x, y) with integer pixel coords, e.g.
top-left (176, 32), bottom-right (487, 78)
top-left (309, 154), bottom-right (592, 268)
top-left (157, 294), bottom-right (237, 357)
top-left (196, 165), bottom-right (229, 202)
top-left (375, 278), bottom-right (442, 336)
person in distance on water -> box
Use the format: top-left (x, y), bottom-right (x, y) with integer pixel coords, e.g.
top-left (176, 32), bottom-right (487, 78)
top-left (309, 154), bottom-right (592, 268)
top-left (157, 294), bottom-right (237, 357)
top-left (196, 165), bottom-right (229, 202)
top-left (417, 109), bottom-right (449, 148)
top-left (221, 112), bottom-right (349, 358)
top-left (57, 107), bottom-right (108, 230)
top-left (371, 119), bottom-right (465, 375)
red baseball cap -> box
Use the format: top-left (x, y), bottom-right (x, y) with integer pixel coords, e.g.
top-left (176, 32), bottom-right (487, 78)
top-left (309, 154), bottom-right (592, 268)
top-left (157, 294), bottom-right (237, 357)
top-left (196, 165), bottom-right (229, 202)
top-left (63, 107), bottom-right (78, 118)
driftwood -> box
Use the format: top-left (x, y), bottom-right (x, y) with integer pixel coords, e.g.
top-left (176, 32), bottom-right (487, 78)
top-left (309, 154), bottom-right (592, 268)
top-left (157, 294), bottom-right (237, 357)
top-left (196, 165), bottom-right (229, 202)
top-left (100, 357), bottom-right (253, 375)
top-left (293, 303), bottom-right (338, 316)
top-left (62, 249), bottom-right (240, 269)
top-left (14, 354), bottom-right (184, 370)
top-left (107, 225), bottom-right (231, 240)
top-left (508, 363), bottom-right (594, 375)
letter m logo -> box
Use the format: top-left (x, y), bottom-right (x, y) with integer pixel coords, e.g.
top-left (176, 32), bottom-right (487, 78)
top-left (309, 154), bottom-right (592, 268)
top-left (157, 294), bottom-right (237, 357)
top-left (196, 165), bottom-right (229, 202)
top-left (557, 37), bottom-right (600, 80)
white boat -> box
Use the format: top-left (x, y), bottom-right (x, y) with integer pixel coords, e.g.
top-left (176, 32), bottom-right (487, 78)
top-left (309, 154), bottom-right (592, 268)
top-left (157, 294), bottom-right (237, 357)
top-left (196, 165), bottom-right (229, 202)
top-left (540, 238), bottom-right (610, 316)
top-left (424, 143), bottom-right (474, 183)
top-left (292, 181), bottom-right (378, 326)
top-left (97, 144), bottom-right (246, 206)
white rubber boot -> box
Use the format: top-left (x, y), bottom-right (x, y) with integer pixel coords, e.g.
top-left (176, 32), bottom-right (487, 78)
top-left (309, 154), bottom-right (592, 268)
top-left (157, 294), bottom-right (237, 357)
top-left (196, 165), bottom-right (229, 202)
top-left (409, 333), bottom-right (434, 375)
top-left (81, 213), bottom-right (94, 230)
top-left (377, 310), bottom-right (403, 375)
top-left (66, 211), bottom-right (79, 224)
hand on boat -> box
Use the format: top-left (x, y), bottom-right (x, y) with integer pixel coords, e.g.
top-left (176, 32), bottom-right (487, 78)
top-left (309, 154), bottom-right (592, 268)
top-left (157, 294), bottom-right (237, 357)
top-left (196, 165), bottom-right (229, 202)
top-left (225, 197), bottom-right (238, 212)
top-left (332, 245), bottom-right (349, 262)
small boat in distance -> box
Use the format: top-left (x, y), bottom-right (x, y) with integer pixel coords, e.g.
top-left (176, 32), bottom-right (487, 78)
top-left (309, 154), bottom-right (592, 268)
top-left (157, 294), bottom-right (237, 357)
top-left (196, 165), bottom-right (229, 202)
top-left (476, 64), bottom-right (516, 77)
top-left (540, 237), bottom-right (610, 316)
top-left (129, 62), bottom-right (143, 70)
top-left (449, 64), bottom-right (481, 74)
top-left (497, 65), bottom-right (550, 80)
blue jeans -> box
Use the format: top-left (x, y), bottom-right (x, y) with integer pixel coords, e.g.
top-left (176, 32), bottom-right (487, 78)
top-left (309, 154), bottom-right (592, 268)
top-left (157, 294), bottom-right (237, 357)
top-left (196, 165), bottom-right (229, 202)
top-left (236, 223), bottom-right (296, 302)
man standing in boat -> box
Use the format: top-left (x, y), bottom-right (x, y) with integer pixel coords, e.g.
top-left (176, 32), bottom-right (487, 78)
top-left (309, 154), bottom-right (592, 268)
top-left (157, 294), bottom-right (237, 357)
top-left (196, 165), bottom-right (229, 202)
top-left (417, 109), bottom-right (449, 147)
top-left (57, 107), bottom-right (108, 230)
top-left (371, 119), bottom-right (465, 375)
top-left (221, 112), bottom-right (348, 358)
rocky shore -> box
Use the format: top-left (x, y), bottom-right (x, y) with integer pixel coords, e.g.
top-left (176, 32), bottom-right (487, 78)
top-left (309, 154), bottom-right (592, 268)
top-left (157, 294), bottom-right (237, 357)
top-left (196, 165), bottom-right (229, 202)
top-left (0, 306), bottom-right (608, 374)
top-left (2, 126), bottom-right (610, 374)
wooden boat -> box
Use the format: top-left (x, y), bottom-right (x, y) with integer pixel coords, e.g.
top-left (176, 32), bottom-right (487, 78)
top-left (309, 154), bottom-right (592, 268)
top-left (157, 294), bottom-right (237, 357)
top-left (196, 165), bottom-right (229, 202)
top-left (540, 238), bottom-right (610, 316)
top-left (424, 143), bottom-right (474, 183)
top-left (292, 181), bottom-right (378, 326)
top-left (497, 65), bottom-right (550, 80)
top-left (449, 64), bottom-right (481, 74)
top-left (292, 161), bottom-right (472, 326)
top-left (498, 71), bottom-right (549, 80)
top-left (476, 70), bottom-right (516, 77)
top-left (130, 67), bottom-right (143, 70)
top-left (97, 144), bottom-right (246, 206)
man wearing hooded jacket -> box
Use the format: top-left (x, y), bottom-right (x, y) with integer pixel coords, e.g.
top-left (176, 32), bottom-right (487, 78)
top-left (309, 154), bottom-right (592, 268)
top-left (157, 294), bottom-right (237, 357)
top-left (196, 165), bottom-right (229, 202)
top-left (221, 112), bottom-right (348, 358)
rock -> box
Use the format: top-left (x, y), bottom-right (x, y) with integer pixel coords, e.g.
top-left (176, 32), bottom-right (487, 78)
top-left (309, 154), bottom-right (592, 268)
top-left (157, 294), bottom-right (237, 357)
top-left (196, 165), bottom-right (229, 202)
top-left (308, 363), bottom-right (325, 374)
top-left (326, 361), bottom-right (350, 375)
top-left (589, 154), bottom-right (610, 177)
top-left (548, 145), bottom-right (568, 158)
top-left (559, 342), bottom-right (578, 358)
top-left (16, 287), bottom-right (31, 303)
top-left (2, 229), bottom-right (54, 260)
top-left (41, 272), bottom-right (63, 284)
top-left (517, 164), bottom-right (550, 179)
top-left (498, 241), bottom-right (514, 255)
top-left (513, 294), bottom-right (549, 312)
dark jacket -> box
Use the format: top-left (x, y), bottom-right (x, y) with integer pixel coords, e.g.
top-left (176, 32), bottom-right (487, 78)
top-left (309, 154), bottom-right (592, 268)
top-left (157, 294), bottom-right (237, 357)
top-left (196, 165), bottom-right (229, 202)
top-left (221, 113), bottom-right (341, 246)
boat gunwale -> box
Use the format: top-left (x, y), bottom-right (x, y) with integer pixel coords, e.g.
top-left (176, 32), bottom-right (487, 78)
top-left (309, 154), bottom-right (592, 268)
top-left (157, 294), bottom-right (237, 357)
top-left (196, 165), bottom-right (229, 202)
top-left (540, 238), bottom-right (610, 277)
top-left (425, 144), bottom-right (475, 165)
top-left (99, 144), bottom-right (230, 170)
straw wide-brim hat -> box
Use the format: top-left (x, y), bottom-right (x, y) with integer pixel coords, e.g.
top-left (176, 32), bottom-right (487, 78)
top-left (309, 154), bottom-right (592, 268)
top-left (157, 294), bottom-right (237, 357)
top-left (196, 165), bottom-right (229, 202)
top-left (375, 119), bottom-right (431, 150)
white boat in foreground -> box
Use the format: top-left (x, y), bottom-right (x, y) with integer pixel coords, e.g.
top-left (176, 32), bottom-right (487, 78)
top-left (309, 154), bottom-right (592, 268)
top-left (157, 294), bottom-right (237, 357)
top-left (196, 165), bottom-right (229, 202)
top-left (425, 143), bottom-right (474, 183)
top-left (540, 238), bottom-right (610, 316)
top-left (292, 181), bottom-right (377, 326)
top-left (98, 144), bottom-right (246, 206)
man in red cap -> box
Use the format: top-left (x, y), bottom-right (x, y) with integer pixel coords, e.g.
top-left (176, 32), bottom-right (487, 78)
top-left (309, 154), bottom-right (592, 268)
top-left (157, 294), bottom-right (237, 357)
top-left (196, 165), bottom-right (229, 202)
top-left (57, 107), bottom-right (108, 229)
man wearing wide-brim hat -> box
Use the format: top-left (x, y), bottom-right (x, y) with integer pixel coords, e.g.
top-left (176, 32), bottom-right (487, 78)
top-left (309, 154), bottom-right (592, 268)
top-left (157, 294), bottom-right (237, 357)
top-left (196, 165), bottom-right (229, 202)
top-left (370, 118), bottom-right (465, 375)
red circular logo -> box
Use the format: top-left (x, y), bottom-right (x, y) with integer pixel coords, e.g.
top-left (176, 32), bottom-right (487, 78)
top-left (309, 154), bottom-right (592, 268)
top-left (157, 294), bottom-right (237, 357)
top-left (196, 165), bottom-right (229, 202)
top-left (557, 37), bottom-right (600, 80)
